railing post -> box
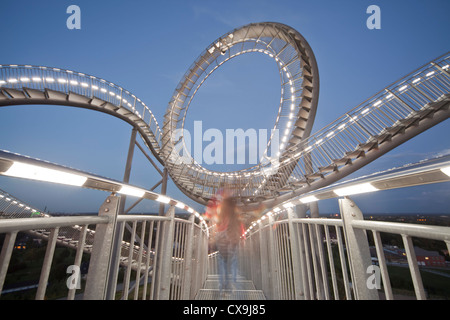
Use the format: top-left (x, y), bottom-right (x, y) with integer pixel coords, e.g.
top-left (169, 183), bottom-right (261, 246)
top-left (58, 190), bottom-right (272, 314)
top-left (84, 194), bottom-right (120, 300)
top-left (67, 225), bottom-right (88, 300)
top-left (295, 204), bottom-right (311, 300)
top-left (182, 214), bottom-right (195, 299)
top-left (106, 126), bottom-right (137, 299)
top-left (36, 227), bottom-right (59, 300)
top-left (268, 215), bottom-right (280, 299)
top-left (258, 220), bottom-right (269, 295)
top-left (339, 197), bottom-right (379, 300)
top-left (157, 205), bottom-right (175, 300)
top-left (308, 201), bottom-right (327, 299)
top-left (402, 234), bottom-right (426, 299)
top-left (287, 208), bottom-right (304, 299)
top-left (0, 232), bottom-right (17, 296)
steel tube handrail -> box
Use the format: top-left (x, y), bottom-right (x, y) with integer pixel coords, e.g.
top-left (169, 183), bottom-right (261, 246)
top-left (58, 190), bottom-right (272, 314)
top-left (291, 217), bottom-right (344, 227)
top-left (161, 52), bottom-right (450, 203)
top-left (0, 215), bottom-right (108, 234)
top-left (116, 215), bottom-right (171, 223)
top-left (351, 220), bottom-right (450, 242)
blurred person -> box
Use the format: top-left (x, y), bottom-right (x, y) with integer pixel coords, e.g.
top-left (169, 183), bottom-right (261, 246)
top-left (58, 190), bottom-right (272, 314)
top-left (215, 195), bottom-right (243, 294)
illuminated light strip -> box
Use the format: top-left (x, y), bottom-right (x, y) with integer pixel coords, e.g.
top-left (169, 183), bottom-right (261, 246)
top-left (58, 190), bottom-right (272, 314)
top-left (156, 195), bottom-right (171, 204)
top-left (175, 202), bottom-right (186, 209)
top-left (282, 202), bottom-right (293, 208)
top-left (118, 185), bottom-right (145, 198)
top-left (3, 162), bottom-right (87, 187)
top-left (299, 195), bottom-right (318, 203)
top-left (398, 85), bottom-right (408, 92)
top-left (333, 182), bottom-right (378, 196)
top-left (440, 166), bottom-right (450, 177)
top-left (0, 152), bottom-right (197, 217)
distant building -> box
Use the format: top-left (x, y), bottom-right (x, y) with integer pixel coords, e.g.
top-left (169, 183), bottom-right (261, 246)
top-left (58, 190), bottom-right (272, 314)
top-left (413, 247), bottom-right (445, 267)
top-left (370, 245), bottom-right (445, 267)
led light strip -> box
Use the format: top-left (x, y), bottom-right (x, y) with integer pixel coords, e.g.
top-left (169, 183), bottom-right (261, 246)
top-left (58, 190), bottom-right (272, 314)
top-left (0, 151), bottom-right (207, 227)
top-left (243, 157), bottom-right (450, 237)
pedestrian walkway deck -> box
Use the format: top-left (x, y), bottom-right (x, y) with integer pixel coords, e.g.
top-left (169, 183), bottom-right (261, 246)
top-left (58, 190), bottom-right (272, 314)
top-left (195, 275), bottom-right (266, 300)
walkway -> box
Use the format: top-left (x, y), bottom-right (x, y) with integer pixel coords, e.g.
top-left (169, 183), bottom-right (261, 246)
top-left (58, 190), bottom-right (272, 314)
top-left (195, 275), bottom-right (266, 300)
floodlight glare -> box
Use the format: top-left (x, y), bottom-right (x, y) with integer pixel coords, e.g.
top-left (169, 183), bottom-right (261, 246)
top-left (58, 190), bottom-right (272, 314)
top-left (334, 183), bottom-right (378, 196)
top-left (440, 166), bottom-right (450, 177)
top-left (299, 195), bottom-right (318, 203)
top-left (118, 185), bottom-right (145, 198)
top-left (175, 201), bottom-right (186, 209)
top-left (156, 195), bottom-right (171, 204)
top-left (283, 202), bottom-right (294, 208)
top-left (3, 161), bottom-right (87, 186)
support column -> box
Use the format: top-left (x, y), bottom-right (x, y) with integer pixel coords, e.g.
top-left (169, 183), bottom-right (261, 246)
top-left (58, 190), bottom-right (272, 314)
top-left (287, 208), bottom-right (304, 299)
top-left (84, 195), bottom-right (120, 300)
top-left (295, 204), bottom-right (310, 299)
top-left (157, 205), bottom-right (175, 300)
top-left (36, 228), bottom-right (59, 300)
top-left (339, 197), bottom-right (378, 300)
top-left (267, 215), bottom-right (280, 299)
top-left (106, 127), bottom-right (137, 299)
top-left (0, 232), bottom-right (17, 295)
top-left (182, 214), bottom-right (195, 299)
top-left (158, 168), bottom-right (168, 216)
top-left (258, 221), bottom-right (269, 295)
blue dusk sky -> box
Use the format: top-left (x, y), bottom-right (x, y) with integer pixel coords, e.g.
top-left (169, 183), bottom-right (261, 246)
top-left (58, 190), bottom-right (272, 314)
top-left (0, 0), bottom-right (449, 215)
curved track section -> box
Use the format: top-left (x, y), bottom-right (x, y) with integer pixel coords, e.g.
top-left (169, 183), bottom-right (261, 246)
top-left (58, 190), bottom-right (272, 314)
top-left (0, 64), bottom-right (163, 163)
top-left (162, 22), bottom-right (319, 204)
top-left (0, 26), bottom-right (449, 208)
top-left (0, 187), bottom-right (144, 271)
top-left (162, 22), bottom-right (450, 206)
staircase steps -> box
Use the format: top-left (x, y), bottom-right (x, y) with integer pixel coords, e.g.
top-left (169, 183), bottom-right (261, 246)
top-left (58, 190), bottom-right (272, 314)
top-left (195, 275), bottom-right (266, 300)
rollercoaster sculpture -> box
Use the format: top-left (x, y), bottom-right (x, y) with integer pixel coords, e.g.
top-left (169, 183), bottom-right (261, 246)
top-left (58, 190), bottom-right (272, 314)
top-left (0, 21), bottom-right (449, 300)
top-left (1, 22), bottom-right (448, 211)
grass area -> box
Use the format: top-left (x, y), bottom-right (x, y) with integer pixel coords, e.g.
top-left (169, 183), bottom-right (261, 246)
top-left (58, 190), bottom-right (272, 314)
top-left (327, 243), bottom-right (450, 300)
top-left (387, 265), bottom-right (450, 299)
top-left (1, 242), bottom-right (89, 300)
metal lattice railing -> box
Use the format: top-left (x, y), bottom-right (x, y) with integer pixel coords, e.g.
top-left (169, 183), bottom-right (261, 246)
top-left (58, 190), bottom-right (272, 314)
top-left (281, 54), bottom-right (450, 182)
top-left (238, 199), bottom-right (450, 300)
top-left (0, 64), bottom-right (163, 155)
top-left (161, 53), bottom-right (450, 202)
top-left (0, 54), bottom-right (448, 205)
top-left (0, 190), bottom-right (209, 300)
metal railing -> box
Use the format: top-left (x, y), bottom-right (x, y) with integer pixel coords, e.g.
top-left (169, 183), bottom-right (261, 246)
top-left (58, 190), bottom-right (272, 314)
top-left (0, 64), bottom-right (163, 155)
top-left (160, 53), bottom-right (450, 202)
top-left (281, 54), bottom-right (450, 182)
top-left (0, 54), bottom-right (448, 205)
top-left (238, 197), bottom-right (450, 300)
top-left (0, 194), bottom-right (209, 300)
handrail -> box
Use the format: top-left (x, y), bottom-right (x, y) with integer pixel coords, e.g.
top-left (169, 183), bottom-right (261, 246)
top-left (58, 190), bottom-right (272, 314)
top-left (0, 215), bottom-right (108, 233)
top-left (158, 52), bottom-right (450, 203)
top-left (351, 220), bottom-right (450, 242)
top-left (0, 54), bottom-right (448, 204)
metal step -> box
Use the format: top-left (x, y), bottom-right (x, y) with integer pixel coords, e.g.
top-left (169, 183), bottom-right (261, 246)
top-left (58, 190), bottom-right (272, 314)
top-left (195, 289), bottom-right (266, 300)
top-left (195, 275), bottom-right (266, 300)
